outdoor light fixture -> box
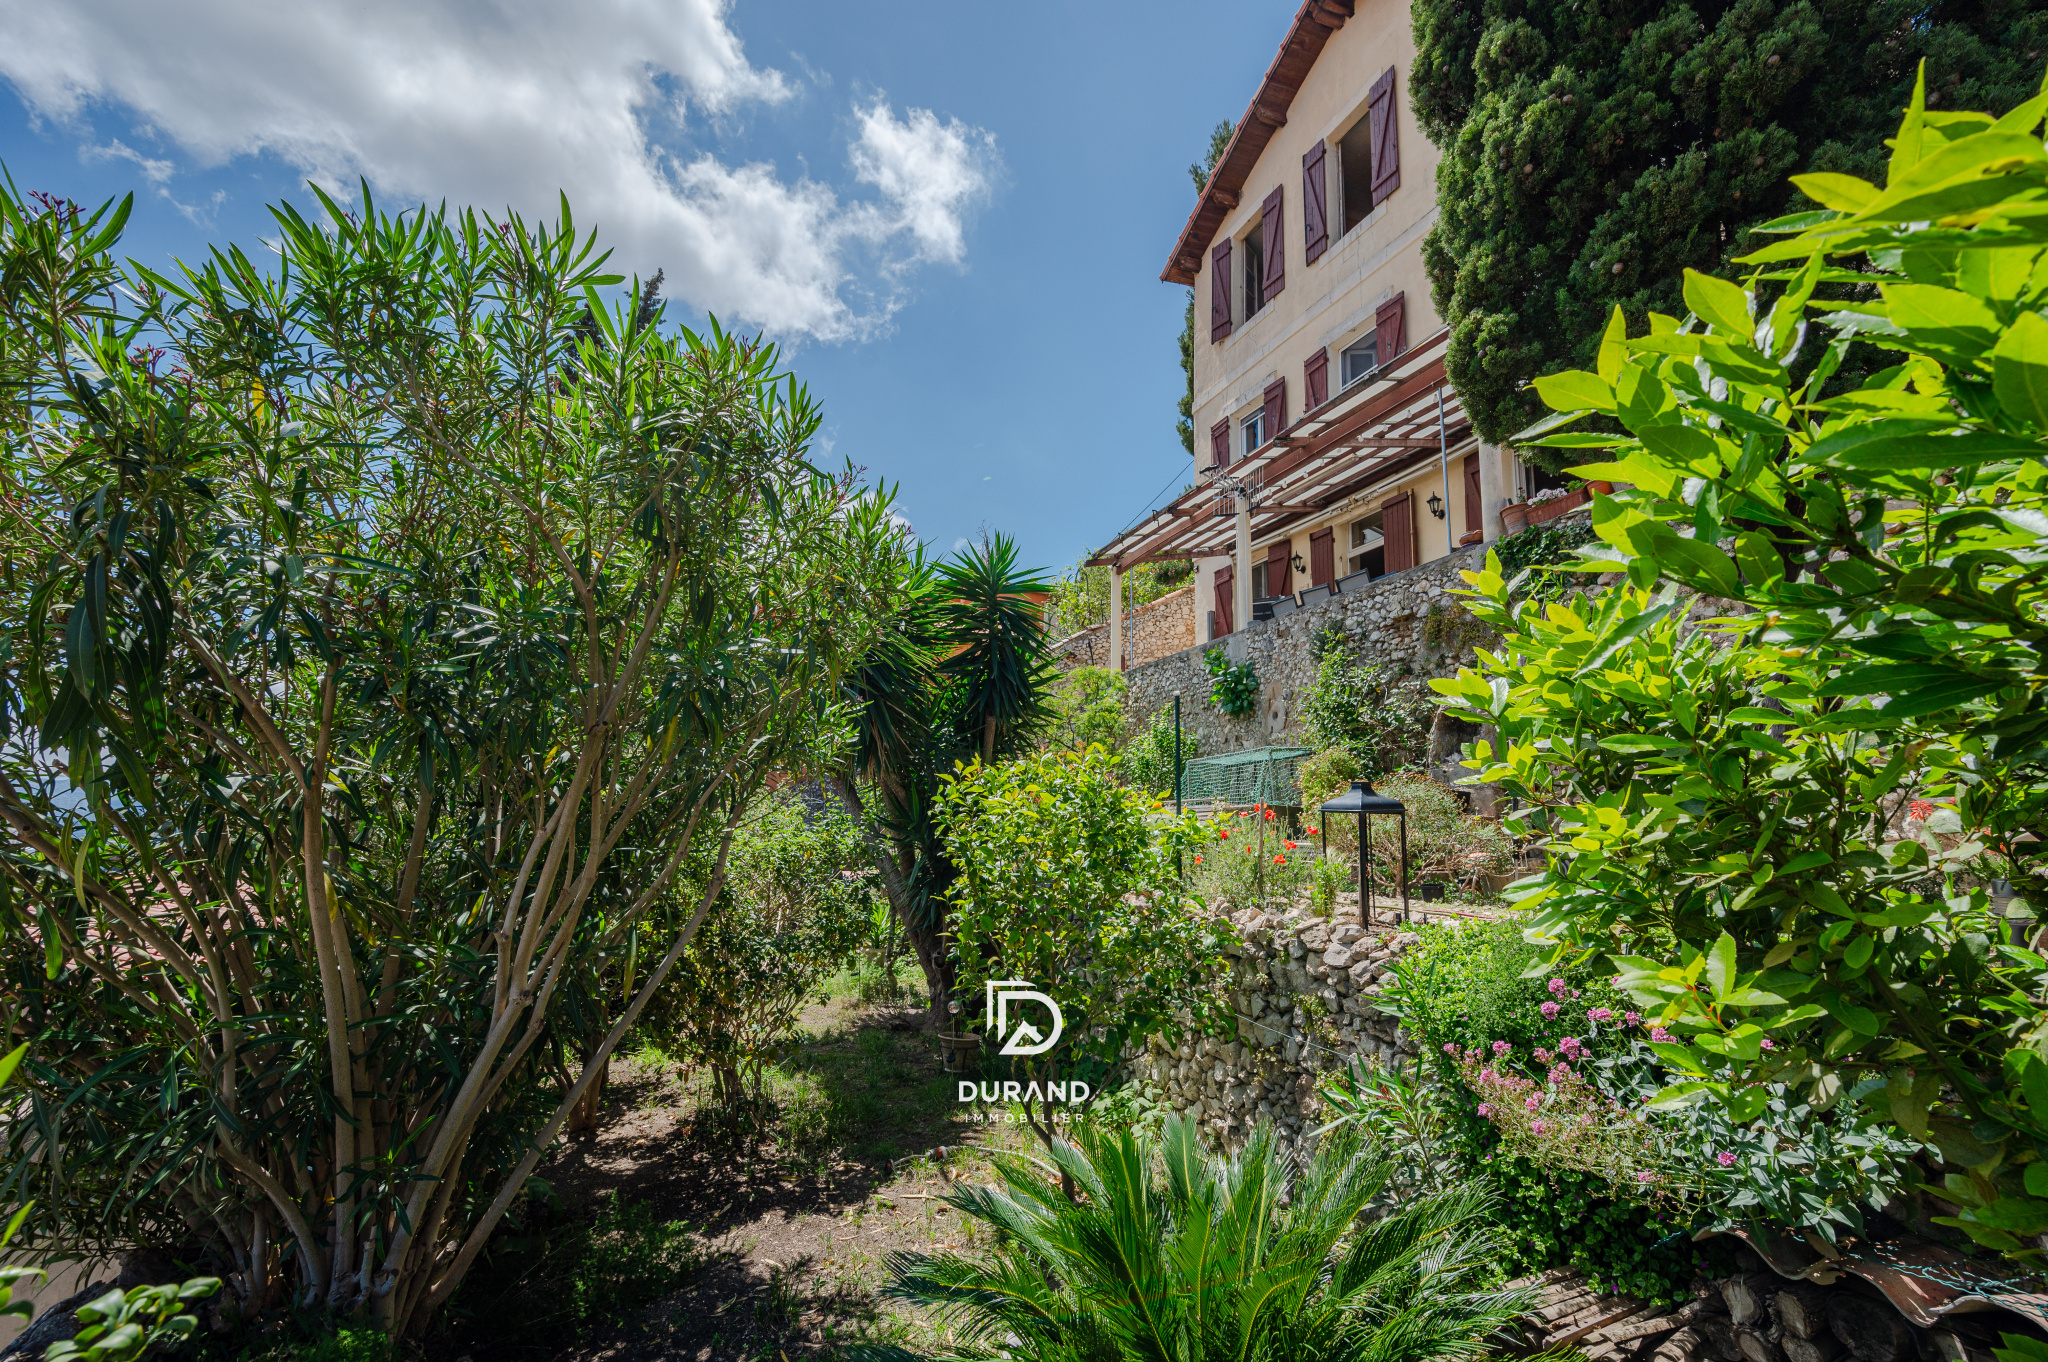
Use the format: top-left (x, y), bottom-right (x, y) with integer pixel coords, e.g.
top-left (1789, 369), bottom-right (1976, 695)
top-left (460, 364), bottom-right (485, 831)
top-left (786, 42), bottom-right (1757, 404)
top-left (1427, 491), bottom-right (1446, 520)
top-left (1291, 552), bottom-right (1306, 574)
top-left (1318, 780), bottom-right (1409, 928)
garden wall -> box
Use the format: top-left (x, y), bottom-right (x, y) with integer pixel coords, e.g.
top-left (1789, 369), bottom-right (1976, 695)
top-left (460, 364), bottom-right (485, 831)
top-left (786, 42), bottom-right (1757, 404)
top-left (1050, 585), bottom-right (1197, 672)
top-left (1140, 905), bottom-right (1422, 1148)
top-left (1120, 542), bottom-right (1496, 758)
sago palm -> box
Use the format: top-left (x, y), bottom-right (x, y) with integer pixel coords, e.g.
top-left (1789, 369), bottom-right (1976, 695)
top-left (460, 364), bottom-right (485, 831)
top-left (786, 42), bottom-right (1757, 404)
top-left (867, 1114), bottom-right (1531, 1362)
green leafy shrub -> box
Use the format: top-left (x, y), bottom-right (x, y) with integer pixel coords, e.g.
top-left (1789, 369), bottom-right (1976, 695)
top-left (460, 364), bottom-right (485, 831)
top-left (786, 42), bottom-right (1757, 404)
top-left (1044, 666), bottom-right (1130, 753)
top-left (641, 795), bottom-right (878, 1110)
top-left (1203, 647), bottom-right (1258, 718)
top-left (1433, 73), bottom-right (2048, 1251)
top-left (1298, 649), bottom-right (1432, 775)
top-left (874, 1114), bottom-right (1535, 1362)
top-left (1121, 706), bottom-right (1199, 797)
top-left (1301, 772), bottom-right (1513, 898)
top-left (1389, 920), bottom-right (1707, 1300)
top-left (938, 747), bottom-right (1225, 1149)
top-left (1491, 519), bottom-right (1599, 600)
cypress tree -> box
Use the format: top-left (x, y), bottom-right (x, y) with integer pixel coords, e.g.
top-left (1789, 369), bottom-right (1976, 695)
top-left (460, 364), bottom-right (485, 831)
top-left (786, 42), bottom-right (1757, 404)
top-left (1414, 0), bottom-right (2048, 461)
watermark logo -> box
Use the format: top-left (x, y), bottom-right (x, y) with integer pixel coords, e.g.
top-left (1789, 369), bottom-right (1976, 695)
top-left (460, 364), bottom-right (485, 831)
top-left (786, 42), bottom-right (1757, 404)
top-left (986, 978), bottom-right (1063, 1056)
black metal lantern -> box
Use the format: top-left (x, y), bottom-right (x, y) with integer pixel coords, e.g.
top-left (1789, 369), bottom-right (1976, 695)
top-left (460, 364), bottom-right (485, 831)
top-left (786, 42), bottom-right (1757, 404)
top-left (1318, 780), bottom-right (1409, 927)
top-left (1426, 490), bottom-right (1446, 520)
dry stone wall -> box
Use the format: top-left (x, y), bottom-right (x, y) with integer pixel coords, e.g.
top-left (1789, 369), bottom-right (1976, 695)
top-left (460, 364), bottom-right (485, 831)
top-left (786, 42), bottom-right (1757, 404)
top-left (1140, 906), bottom-right (1422, 1149)
top-left (1120, 542), bottom-right (1494, 758)
top-left (1051, 586), bottom-right (1197, 673)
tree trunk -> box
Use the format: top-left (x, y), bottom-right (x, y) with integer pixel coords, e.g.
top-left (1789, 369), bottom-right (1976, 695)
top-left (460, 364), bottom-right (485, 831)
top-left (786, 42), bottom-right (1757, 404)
top-left (824, 773), bottom-right (954, 1024)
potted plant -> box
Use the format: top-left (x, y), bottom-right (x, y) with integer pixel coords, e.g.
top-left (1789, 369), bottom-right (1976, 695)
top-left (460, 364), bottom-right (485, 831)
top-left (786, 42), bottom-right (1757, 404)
top-left (1525, 485), bottom-right (1588, 525)
top-left (1500, 500), bottom-right (1531, 534)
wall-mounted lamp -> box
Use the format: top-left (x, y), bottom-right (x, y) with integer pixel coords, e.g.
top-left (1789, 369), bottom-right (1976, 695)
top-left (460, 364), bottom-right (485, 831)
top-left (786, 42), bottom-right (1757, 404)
top-left (1291, 552), bottom-right (1306, 574)
top-left (1426, 491), bottom-right (1447, 520)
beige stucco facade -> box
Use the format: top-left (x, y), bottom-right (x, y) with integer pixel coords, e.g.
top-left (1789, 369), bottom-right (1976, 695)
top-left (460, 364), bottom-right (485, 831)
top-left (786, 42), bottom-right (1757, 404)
top-left (1180, 0), bottom-right (1522, 642)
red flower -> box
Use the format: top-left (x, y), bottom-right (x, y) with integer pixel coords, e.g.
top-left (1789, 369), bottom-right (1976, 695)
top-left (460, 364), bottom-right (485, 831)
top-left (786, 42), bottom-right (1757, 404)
top-left (1263, 809), bottom-right (1276, 820)
top-left (1306, 826), bottom-right (1319, 835)
top-left (1284, 840), bottom-right (1298, 849)
top-left (1219, 830), bottom-right (1229, 840)
top-left (1909, 799), bottom-right (1937, 820)
top-left (1273, 854), bottom-right (1286, 864)
top-left (1194, 854), bottom-right (1203, 864)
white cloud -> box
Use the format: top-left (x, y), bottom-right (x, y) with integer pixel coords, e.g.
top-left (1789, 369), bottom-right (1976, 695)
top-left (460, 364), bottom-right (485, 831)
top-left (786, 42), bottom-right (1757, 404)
top-left (0, 0), bottom-right (996, 340)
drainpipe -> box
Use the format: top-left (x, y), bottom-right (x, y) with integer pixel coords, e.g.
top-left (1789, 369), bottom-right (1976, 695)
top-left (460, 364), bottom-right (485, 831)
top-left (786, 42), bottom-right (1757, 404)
top-left (1438, 386), bottom-right (1452, 558)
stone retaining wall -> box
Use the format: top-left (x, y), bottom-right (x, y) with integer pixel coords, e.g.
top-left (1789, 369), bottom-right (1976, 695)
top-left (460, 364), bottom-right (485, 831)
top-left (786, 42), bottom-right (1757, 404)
top-left (1051, 586), bottom-right (1197, 673)
top-left (1140, 906), bottom-right (1422, 1148)
top-left (1119, 542), bottom-right (1496, 758)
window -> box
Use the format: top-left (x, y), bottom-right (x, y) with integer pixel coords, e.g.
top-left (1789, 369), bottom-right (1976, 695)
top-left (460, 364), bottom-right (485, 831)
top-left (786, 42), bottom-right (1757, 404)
top-left (1240, 408), bottom-right (1265, 457)
top-left (1340, 332), bottom-right (1378, 388)
top-left (1348, 509), bottom-right (1385, 578)
top-left (1251, 560), bottom-right (1269, 599)
top-left (1241, 219), bottom-right (1266, 318)
top-left (1338, 111), bottom-right (1373, 234)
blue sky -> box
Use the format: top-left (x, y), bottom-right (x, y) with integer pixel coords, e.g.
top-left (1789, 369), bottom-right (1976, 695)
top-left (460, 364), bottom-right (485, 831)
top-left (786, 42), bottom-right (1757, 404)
top-left (0, 0), bottom-right (1298, 578)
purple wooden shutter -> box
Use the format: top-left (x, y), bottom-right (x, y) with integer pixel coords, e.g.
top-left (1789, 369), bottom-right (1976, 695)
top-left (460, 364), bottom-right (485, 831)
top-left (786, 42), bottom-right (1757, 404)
top-left (1268, 539), bottom-right (1293, 597)
top-left (1382, 491), bottom-right (1414, 572)
top-left (1210, 239), bottom-right (1233, 342)
top-left (1260, 187), bottom-right (1285, 299)
top-left (1262, 378), bottom-right (1285, 441)
top-left (1375, 293), bottom-right (1407, 364)
top-left (1304, 349), bottom-right (1329, 410)
top-left (1368, 67), bottom-right (1401, 205)
top-left (1210, 418), bottom-right (1231, 468)
top-left (1303, 142), bottom-right (1329, 264)
top-left (1213, 564), bottom-right (1234, 636)
top-left (1309, 528), bottom-right (1334, 587)
top-left (1464, 454), bottom-right (1483, 536)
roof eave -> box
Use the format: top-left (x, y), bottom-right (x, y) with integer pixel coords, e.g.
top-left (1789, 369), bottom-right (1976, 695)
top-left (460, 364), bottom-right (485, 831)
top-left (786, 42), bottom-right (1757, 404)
top-left (1160, 0), bottom-right (1355, 286)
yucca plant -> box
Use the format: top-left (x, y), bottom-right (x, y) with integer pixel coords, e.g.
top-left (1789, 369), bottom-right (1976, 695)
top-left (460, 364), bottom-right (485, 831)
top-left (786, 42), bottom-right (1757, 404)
top-left (867, 1114), bottom-right (1533, 1362)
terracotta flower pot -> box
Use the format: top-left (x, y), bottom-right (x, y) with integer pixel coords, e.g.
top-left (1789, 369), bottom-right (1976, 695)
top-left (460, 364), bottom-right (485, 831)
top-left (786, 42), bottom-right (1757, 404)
top-left (1586, 480), bottom-right (1614, 495)
top-left (1526, 489), bottom-right (1589, 526)
top-left (1500, 502), bottom-right (1531, 535)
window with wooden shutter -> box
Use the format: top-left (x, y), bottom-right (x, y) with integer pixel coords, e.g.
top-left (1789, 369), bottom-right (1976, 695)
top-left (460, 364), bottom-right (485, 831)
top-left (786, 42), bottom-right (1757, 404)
top-left (1464, 454), bottom-right (1483, 536)
top-left (1210, 240), bottom-right (1233, 342)
top-left (1309, 527), bottom-right (1334, 587)
top-left (1210, 418), bottom-right (1231, 469)
top-left (1304, 349), bottom-right (1329, 410)
top-left (1382, 490), bottom-right (1415, 573)
top-left (1259, 187), bottom-right (1285, 299)
top-left (1268, 539), bottom-right (1292, 598)
top-left (1302, 142), bottom-right (1328, 264)
top-left (1367, 67), bottom-right (1401, 206)
top-left (1375, 293), bottom-right (1406, 365)
top-left (1262, 378), bottom-right (1285, 441)
top-left (1213, 564), bottom-right (1234, 636)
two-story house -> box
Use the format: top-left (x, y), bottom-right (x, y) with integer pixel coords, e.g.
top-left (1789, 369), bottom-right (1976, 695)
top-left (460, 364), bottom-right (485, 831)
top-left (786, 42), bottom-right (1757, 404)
top-left (1089, 0), bottom-right (1540, 662)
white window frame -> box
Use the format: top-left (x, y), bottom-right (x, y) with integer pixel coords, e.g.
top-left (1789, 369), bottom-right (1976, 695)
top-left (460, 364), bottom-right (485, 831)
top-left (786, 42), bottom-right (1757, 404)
top-left (1240, 408), bottom-right (1266, 456)
top-left (1340, 334), bottom-right (1378, 389)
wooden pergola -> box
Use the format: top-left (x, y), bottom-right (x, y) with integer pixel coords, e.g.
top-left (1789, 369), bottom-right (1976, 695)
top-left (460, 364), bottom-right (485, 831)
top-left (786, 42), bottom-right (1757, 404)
top-left (1087, 329), bottom-right (1473, 662)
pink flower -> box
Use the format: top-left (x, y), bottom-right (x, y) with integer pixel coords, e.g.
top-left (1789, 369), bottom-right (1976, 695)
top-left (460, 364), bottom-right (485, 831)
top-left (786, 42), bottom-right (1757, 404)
top-left (1550, 1064), bottom-right (1573, 1083)
top-left (1650, 1027), bottom-right (1674, 1044)
top-left (1625, 1012), bottom-right (1641, 1026)
top-left (1637, 1171), bottom-right (1655, 1184)
top-left (1760, 1038), bottom-right (1776, 1051)
top-left (1524, 1094), bottom-right (1542, 1111)
top-left (1533, 1048), bottom-right (1551, 1063)
top-left (1443, 1042), bottom-right (1459, 1054)
top-left (1559, 1036), bottom-right (1585, 1061)
top-left (1540, 1001), bottom-right (1562, 1019)
top-left (1548, 977), bottom-right (1568, 997)
top-left (1910, 799), bottom-right (1936, 821)
top-left (1492, 1040), bottom-right (1510, 1055)
top-left (1480, 1067), bottom-right (1497, 1083)
top-left (1476, 1103), bottom-right (1492, 1117)
top-left (1531, 1119), bottom-right (1549, 1135)
top-left (1589, 1007), bottom-right (1614, 1023)
top-left (1717, 1151), bottom-right (1737, 1167)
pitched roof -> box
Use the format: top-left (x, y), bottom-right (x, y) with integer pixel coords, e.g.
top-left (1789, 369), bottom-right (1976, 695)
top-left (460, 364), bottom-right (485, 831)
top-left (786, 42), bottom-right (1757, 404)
top-left (1161, 0), bottom-right (1356, 287)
